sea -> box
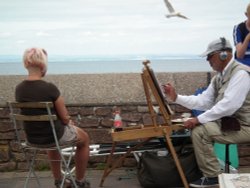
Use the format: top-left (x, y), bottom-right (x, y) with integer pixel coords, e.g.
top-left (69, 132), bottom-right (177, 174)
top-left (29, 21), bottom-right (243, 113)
top-left (0, 55), bottom-right (211, 75)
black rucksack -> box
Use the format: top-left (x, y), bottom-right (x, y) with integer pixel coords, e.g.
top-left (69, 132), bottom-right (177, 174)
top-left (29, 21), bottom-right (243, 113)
top-left (137, 147), bottom-right (202, 188)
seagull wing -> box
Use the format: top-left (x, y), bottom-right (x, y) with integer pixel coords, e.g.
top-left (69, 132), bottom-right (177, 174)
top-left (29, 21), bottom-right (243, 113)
top-left (164, 0), bottom-right (175, 13)
top-left (178, 13), bottom-right (189, 19)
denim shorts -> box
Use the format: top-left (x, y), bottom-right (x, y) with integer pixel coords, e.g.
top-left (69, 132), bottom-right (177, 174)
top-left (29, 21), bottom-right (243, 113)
top-left (59, 125), bottom-right (78, 145)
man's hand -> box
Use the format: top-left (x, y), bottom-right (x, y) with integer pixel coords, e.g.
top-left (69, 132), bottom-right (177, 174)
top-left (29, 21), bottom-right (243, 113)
top-left (184, 117), bottom-right (199, 129)
top-left (162, 83), bottom-right (177, 102)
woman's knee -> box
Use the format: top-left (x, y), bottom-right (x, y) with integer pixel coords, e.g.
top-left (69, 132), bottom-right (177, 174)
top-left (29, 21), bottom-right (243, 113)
top-left (75, 127), bottom-right (90, 145)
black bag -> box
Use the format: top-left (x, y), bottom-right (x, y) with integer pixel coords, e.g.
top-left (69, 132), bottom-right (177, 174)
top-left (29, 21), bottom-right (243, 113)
top-left (137, 147), bottom-right (202, 188)
top-left (221, 116), bottom-right (241, 132)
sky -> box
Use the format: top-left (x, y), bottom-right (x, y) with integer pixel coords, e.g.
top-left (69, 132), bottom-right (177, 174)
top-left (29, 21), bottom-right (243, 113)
top-left (0, 0), bottom-right (249, 57)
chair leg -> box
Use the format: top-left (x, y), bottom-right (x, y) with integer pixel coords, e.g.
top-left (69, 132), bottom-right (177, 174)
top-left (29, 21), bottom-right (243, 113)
top-left (24, 149), bottom-right (41, 188)
top-left (61, 147), bottom-right (76, 176)
top-left (59, 146), bottom-right (77, 188)
top-left (225, 144), bottom-right (230, 173)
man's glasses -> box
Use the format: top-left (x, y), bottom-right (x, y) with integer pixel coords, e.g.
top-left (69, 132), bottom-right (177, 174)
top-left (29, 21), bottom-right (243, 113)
top-left (207, 51), bottom-right (219, 60)
top-left (207, 53), bottom-right (214, 60)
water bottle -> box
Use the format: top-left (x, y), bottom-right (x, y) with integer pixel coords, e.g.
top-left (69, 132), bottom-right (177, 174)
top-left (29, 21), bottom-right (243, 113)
top-left (113, 110), bottom-right (123, 132)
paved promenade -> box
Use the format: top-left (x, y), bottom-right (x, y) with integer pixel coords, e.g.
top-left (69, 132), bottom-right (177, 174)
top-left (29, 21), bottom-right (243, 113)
top-left (0, 168), bottom-right (142, 188)
top-left (1, 167), bottom-right (249, 187)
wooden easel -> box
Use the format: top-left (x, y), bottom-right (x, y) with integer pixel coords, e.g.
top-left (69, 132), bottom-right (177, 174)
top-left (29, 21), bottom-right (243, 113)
top-left (99, 60), bottom-right (189, 188)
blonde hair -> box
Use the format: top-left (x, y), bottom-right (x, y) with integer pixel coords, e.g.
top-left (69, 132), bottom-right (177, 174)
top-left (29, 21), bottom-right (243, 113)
top-left (23, 47), bottom-right (48, 76)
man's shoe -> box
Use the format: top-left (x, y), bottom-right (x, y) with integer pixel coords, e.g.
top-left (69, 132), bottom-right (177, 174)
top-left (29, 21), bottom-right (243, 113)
top-left (75, 179), bottom-right (91, 188)
top-left (189, 177), bottom-right (219, 188)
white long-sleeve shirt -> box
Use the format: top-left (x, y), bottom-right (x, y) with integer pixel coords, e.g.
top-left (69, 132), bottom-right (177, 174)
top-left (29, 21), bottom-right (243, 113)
top-left (176, 61), bottom-right (250, 124)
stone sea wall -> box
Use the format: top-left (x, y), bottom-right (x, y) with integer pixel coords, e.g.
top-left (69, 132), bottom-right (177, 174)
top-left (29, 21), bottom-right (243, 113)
top-left (0, 72), bottom-right (249, 171)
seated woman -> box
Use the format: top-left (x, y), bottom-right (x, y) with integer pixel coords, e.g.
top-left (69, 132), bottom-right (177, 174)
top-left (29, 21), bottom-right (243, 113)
top-left (15, 47), bottom-right (90, 188)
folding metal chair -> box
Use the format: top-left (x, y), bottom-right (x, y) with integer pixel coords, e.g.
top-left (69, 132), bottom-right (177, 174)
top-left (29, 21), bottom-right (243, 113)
top-left (8, 101), bottom-right (78, 188)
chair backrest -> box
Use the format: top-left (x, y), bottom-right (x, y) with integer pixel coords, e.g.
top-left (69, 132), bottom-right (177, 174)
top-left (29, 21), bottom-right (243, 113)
top-left (8, 101), bottom-right (59, 147)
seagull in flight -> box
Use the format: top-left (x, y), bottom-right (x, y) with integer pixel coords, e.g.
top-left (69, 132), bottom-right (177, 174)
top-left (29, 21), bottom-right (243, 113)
top-left (163, 0), bottom-right (189, 19)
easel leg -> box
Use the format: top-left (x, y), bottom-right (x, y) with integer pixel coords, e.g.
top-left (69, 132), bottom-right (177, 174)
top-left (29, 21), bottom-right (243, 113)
top-left (164, 130), bottom-right (189, 188)
top-left (99, 142), bottom-right (117, 187)
top-left (99, 138), bottom-right (152, 187)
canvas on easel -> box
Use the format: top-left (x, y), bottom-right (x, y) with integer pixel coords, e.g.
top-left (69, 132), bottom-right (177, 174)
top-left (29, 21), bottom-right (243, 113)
top-left (141, 60), bottom-right (174, 127)
top-left (99, 60), bottom-right (188, 188)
